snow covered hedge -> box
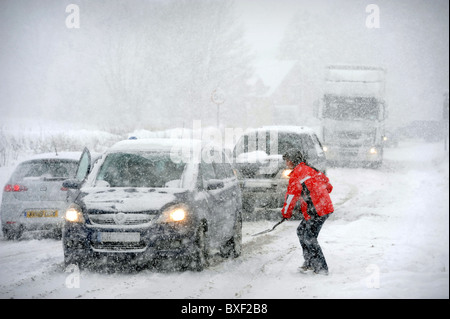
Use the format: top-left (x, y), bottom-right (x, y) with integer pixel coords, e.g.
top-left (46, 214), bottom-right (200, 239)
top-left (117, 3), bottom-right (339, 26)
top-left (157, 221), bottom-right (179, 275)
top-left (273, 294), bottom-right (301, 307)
top-left (0, 127), bottom-right (123, 167)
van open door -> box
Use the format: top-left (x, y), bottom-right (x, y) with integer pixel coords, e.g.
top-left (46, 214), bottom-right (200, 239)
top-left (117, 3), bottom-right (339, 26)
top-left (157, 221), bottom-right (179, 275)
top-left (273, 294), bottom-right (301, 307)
top-left (75, 147), bottom-right (92, 182)
top-left (63, 147), bottom-right (91, 191)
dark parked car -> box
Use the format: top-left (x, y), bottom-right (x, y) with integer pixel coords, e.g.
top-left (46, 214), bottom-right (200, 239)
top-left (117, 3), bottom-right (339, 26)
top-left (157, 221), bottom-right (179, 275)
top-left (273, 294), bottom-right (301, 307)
top-left (233, 126), bottom-right (327, 220)
top-left (1, 152), bottom-right (81, 239)
top-left (62, 138), bottom-right (242, 271)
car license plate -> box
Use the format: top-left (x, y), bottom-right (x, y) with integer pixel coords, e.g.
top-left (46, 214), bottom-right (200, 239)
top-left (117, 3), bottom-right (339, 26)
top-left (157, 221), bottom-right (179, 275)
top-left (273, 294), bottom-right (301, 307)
top-left (25, 210), bottom-right (58, 218)
top-left (99, 232), bottom-right (140, 243)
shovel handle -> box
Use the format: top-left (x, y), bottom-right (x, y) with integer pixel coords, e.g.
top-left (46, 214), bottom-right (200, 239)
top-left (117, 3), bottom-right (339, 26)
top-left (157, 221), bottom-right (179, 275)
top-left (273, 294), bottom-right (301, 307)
top-left (252, 218), bottom-right (287, 236)
top-left (272, 218), bottom-right (287, 229)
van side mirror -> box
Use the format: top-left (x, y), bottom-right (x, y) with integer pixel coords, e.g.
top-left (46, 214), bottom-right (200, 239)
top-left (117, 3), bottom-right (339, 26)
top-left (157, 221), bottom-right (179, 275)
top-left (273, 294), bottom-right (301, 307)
top-left (206, 180), bottom-right (224, 190)
top-left (62, 179), bottom-right (81, 190)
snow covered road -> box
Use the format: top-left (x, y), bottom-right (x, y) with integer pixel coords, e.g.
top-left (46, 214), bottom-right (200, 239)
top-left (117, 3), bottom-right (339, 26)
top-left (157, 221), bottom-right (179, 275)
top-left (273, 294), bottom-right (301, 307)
top-left (0, 141), bottom-right (448, 299)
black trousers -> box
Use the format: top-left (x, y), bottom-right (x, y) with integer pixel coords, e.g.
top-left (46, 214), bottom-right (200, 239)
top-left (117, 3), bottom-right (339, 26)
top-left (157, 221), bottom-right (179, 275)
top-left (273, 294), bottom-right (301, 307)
top-left (296, 214), bottom-right (329, 271)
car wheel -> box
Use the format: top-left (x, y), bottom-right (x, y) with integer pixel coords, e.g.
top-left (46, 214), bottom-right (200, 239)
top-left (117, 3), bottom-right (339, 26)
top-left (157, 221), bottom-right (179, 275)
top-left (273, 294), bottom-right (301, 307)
top-left (3, 226), bottom-right (23, 240)
top-left (220, 212), bottom-right (242, 258)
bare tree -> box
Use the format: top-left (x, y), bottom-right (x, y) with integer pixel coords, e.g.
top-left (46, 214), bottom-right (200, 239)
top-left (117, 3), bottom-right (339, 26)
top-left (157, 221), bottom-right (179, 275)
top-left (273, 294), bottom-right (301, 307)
top-left (89, 0), bottom-right (254, 129)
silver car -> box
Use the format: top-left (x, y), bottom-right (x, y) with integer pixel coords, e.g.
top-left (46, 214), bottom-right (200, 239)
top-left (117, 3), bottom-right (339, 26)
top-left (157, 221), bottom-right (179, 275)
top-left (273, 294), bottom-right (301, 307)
top-left (1, 152), bottom-right (80, 239)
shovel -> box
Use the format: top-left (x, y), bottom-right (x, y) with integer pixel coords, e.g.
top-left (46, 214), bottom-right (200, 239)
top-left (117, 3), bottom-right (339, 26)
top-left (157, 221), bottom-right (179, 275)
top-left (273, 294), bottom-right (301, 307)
top-left (252, 218), bottom-right (287, 236)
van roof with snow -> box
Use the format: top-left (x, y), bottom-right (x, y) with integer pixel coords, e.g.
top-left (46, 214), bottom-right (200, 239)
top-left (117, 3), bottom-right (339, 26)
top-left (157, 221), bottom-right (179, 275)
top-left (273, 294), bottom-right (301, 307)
top-left (108, 138), bottom-right (204, 153)
top-left (242, 125), bottom-right (318, 136)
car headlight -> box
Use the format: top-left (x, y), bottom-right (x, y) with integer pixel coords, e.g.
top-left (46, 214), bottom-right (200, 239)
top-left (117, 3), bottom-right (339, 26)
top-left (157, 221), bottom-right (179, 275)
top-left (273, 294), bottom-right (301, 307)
top-left (157, 205), bottom-right (189, 223)
top-left (369, 147), bottom-right (378, 154)
top-left (65, 204), bottom-right (84, 223)
top-left (323, 146), bottom-right (328, 152)
top-left (281, 169), bottom-right (292, 178)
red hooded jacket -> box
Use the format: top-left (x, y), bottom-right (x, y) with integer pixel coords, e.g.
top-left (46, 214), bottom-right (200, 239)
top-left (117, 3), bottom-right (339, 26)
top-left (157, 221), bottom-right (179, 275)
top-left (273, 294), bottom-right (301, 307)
top-left (281, 163), bottom-right (334, 220)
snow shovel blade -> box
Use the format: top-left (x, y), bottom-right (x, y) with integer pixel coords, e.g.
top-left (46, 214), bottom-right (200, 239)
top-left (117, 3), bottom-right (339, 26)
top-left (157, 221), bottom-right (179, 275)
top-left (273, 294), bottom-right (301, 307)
top-left (252, 218), bottom-right (286, 236)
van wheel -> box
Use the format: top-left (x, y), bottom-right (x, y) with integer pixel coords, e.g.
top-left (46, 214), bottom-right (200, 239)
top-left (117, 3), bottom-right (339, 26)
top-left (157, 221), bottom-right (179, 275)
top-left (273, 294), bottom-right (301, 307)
top-left (185, 224), bottom-right (209, 271)
top-left (64, 253), bottom-right (86, 270)
top-left (220, 212), bottom-right (242, 258)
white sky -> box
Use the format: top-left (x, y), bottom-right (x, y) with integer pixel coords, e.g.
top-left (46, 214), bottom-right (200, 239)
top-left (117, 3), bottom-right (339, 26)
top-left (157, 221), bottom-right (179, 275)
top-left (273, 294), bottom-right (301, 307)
top-left (235, 0), bottom-right (294, 60)
top-left (0, 0), bottom-right (448, 127)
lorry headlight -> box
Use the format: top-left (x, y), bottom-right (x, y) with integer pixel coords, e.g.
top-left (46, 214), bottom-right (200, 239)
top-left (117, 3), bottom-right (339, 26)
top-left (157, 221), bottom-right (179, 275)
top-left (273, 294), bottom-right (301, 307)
top-left (65, 204), bottom-right (84, 223)
top-left (369, 147), bottom-right (378, 154)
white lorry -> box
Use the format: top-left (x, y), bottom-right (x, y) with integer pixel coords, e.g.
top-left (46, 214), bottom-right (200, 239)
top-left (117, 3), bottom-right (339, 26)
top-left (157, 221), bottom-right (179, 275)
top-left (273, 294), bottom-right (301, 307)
top-left (317, 65), bottom-right (387, 168)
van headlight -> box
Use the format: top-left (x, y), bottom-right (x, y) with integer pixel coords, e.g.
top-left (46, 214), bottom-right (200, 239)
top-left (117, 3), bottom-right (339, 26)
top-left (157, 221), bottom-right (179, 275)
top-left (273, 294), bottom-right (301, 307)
top-left (281, 169), bottom-right (292, 179)
top-left (158, 205), bottom-right (189, 223)
top-left (65, 204), bottom-right (84, 223)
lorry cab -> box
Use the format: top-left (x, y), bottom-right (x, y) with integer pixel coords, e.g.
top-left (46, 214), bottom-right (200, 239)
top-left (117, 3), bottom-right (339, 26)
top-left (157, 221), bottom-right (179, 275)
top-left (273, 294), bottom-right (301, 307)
top-left (318, 65), bottom-right (387, 168)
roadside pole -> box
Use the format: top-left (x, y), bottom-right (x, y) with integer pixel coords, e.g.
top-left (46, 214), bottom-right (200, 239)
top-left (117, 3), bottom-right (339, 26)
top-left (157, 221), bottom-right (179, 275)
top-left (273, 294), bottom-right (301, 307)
top-left (212, 87), bottom-right (226, 128)
top-left (444, 92), bottom-right (449, 152)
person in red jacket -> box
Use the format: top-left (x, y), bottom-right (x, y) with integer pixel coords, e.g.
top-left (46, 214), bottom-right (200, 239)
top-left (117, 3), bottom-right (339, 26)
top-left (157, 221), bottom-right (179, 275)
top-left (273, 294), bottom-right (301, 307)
top-left (281, 148), bottom-right (334, 275)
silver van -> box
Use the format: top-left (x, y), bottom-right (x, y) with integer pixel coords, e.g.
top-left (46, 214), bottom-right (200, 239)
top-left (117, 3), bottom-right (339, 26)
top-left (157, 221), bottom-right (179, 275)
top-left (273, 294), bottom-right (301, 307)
top-left (233, 126), bottom-right (327, 220)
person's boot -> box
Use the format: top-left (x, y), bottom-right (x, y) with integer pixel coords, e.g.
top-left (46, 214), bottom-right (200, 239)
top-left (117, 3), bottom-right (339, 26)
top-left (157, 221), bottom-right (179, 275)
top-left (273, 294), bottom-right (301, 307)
top-left (313, 268), bottom-right (329, 275)
top-left (298, 263), bottom-right (313, 273)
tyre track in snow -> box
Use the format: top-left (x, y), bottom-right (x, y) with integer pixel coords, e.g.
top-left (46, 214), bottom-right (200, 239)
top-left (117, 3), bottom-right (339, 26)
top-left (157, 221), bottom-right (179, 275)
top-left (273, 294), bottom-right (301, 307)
top-left (0, 258), bottom-right (66, 298)
top-left (228, 222), bottom-right (299, 298)
top-left (182, 221), bottom-right (299, 298)
top-left (332, 181), bottom-right (359, 209)
top-left (0, 238), bottom-right (65, 298)
top-left (326, 166), bottom-right (360, 212)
